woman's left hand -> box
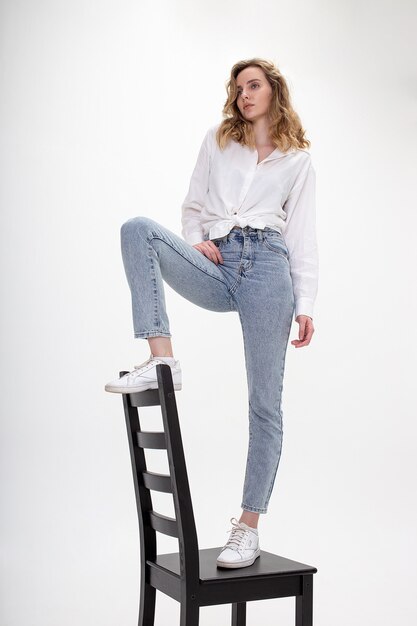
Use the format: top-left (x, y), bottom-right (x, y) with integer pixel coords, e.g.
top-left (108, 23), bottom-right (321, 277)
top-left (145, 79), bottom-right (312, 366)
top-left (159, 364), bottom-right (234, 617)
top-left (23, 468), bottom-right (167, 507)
top-left (291, 315), bottom-right (315, 348)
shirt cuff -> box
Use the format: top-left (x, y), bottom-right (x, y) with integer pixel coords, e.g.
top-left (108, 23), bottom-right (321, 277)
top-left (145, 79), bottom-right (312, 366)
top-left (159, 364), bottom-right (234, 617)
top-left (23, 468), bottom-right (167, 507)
top-left (294, 297), bottom-right (314, 320)
top-left (185, 231), bottom-right (205, 246)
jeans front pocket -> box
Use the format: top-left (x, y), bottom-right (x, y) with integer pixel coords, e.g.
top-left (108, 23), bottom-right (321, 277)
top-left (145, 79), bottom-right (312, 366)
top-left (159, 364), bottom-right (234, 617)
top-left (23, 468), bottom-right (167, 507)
top-left (211, 236), bottom-right (227, 248)
top-left (263, 232), bottom-right (289, 259)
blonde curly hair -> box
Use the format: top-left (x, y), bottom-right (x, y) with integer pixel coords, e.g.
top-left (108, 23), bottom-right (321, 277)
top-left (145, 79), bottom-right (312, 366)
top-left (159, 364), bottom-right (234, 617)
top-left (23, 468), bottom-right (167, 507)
top-left (216, 57), bottom-right (311, 153)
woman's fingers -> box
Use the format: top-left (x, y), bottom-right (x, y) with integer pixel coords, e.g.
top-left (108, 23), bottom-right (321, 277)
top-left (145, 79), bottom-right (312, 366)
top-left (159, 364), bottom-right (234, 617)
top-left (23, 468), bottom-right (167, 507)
top-left (193, 241), bottom-right (224, 264)
top-left (207, 240), bottom-right (224, 264)
top-left (291, 316), bottom-right (315, 347)
top-left (193, 242), bottom-right (214, 262)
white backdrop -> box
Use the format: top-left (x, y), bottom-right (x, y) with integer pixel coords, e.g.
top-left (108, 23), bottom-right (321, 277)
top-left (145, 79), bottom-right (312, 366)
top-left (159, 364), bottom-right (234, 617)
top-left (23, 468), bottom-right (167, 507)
top-left (1, 1), bottom-right (416, 625)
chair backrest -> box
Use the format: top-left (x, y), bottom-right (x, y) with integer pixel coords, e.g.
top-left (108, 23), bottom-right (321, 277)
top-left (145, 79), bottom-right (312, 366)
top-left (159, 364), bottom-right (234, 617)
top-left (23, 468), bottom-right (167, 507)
top-left (121, 363), bottom-right (200, 584)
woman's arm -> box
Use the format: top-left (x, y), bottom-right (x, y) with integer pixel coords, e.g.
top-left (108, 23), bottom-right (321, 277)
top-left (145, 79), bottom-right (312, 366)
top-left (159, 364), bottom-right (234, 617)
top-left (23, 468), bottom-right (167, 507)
top-left (181, 129), bottom-right (211, 245)
top-left (282, 154), bottom-right (319, 321)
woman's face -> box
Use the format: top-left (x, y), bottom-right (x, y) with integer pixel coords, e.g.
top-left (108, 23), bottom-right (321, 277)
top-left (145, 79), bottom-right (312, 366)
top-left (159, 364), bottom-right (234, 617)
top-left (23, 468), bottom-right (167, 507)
top-left (235, 66), bottom-right (273, 122)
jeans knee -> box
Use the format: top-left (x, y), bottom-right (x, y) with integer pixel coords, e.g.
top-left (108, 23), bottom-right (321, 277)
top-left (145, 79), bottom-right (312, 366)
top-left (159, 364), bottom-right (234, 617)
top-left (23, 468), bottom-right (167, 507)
top-left (120, 216), bottom-right (154, 241)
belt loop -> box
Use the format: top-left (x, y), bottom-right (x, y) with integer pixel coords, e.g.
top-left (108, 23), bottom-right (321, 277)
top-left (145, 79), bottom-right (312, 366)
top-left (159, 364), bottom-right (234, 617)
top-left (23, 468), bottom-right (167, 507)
top-left (257, 228), bottom-right (263, 242)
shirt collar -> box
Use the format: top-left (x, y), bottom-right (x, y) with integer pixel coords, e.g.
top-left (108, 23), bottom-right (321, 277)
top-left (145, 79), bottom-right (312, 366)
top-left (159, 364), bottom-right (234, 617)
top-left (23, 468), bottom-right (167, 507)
top-left (245, 144), bottom-right (294, 163)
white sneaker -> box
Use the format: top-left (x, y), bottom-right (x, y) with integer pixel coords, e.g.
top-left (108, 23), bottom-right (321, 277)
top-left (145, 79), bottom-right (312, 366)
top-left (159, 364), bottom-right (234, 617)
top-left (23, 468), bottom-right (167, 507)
top-left (216, 517), bottom-right (261, 568)
top-left (105, 354), bottom-right (182, 394)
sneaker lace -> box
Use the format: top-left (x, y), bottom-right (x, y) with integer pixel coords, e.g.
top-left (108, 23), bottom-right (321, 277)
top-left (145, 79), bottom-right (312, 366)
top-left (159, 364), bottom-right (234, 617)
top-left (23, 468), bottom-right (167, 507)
top-left (133, 354), bottom-right (176, 371)
top-left (221, 517), bottom-right (250, 552)
top-left (132, 355), bottom-right (154, 371)
top-left (123, 355), bottom-right (156, 379)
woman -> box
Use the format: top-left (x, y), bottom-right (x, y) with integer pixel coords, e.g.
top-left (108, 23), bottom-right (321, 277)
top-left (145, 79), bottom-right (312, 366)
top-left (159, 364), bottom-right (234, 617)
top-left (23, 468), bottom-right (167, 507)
top-left (105, 58), bottom-right (318, 569)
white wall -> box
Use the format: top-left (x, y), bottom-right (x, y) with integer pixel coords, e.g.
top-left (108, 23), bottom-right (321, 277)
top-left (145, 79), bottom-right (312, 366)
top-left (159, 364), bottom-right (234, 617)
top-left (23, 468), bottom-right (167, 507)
top-left (1, 1), bottom-right (416, 624)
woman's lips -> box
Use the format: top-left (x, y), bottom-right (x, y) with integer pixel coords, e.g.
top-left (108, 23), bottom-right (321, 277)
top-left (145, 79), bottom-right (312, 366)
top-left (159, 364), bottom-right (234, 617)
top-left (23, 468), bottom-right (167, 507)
top-left (244, 104), bottom-right (254, 110)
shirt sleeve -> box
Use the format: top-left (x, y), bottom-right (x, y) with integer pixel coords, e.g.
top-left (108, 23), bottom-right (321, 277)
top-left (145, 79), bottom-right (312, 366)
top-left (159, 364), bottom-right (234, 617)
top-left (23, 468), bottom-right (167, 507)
top-left (282, 155), bottom-right (319, 321)
top-left (181, 128), bottom-right (211, 245)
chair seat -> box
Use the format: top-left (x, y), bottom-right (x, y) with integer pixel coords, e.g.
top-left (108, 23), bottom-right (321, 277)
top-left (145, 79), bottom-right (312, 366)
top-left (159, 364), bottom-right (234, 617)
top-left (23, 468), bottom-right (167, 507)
top-left (147, 547), bottom-right (317, 607)
top-left (152, 547), bottom-right (317, 582)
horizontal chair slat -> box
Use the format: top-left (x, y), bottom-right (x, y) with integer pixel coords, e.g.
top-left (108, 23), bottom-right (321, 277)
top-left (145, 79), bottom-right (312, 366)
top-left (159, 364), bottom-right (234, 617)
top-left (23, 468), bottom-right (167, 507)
top-left (136, 430), bottom-right (167, 449)
top-left (128, 388), bottom-right (160, 407)
top-left (142, 470), bottom-right (172, 493)
top-left (147, 510), bottom-right (179, 538)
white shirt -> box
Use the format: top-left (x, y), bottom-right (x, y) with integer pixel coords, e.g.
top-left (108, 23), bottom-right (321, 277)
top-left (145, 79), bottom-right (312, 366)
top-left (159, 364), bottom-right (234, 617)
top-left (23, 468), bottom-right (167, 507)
top-left (181, 122), bottom-right (319, 320)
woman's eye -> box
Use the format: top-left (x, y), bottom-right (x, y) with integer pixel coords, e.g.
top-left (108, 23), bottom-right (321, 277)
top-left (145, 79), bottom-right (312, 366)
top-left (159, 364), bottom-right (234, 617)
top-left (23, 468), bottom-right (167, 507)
top-left (238, 83), bottom-right (259, 96)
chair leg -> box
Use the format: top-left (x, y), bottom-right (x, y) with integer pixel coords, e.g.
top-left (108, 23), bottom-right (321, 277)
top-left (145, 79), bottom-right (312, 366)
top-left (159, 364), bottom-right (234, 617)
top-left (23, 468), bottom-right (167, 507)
top-left (295, 574), bottom-right (313, 626)
top-left (180, 600), bottom-right (199, 626)
top-left (139, 581), bottom-right (156, 626)
top-left (231, 602), bottom-right (246, 626)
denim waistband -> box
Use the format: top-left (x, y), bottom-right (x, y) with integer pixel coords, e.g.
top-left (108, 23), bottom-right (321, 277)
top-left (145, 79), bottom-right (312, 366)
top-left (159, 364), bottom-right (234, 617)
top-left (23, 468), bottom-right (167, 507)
top-left (229, 226), bottom-right (284, 241)
top-left (228, 226), bottom-right (265, 241)
top-left (211, 226), bottom-right (282, 243)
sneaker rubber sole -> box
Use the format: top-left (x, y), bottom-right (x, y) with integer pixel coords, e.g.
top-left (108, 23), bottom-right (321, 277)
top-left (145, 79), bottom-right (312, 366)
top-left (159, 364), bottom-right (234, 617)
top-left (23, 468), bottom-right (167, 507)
top-left (105, 380), bottom-right (182, 394)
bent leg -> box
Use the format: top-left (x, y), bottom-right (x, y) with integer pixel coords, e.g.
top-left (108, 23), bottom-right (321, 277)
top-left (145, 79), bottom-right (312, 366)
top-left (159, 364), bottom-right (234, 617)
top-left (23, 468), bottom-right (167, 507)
top-left (120, 216), bottom-right (234, 338)
top-left (235, 257), bottom-right (295, 513)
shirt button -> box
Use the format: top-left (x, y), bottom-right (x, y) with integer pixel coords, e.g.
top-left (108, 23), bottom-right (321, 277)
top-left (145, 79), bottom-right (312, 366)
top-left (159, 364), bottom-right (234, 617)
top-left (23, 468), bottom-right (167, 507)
top-left (233, 211), bottom-right (237, 214)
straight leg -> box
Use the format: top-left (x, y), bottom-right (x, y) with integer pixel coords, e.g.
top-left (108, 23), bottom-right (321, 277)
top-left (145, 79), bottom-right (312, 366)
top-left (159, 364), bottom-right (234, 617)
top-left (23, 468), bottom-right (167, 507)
top-left (232, 602), bottom-right (247, 626)
top-left (139, 580), bottom-right (156, 626)
top-left (233, 231), bottom-right (294, 514)
top-left (180, 600), bottom-right (200, 626)
top-left (295, 574), bottom-right (313, 626)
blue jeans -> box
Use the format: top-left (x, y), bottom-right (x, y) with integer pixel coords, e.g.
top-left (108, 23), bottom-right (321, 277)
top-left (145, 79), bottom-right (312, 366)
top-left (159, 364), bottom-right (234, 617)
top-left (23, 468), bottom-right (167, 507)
top-left (120, 216), bottom-right (295, 514)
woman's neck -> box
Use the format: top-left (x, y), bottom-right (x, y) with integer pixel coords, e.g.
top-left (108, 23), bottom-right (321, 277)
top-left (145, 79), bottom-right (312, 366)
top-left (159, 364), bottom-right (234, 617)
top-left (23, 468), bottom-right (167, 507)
top-left (251, 117), bottom-right (274, 147)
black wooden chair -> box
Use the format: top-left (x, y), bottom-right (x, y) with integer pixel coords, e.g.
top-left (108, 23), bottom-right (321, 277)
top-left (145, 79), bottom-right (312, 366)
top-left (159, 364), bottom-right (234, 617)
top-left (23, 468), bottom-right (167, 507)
top-left (120, 363), bottom-right (317, 626)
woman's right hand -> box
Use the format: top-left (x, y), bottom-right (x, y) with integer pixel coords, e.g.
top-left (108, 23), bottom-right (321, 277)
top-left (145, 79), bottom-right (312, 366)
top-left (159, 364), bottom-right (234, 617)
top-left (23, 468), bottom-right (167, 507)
top-left (193, 240), bottom-right (224, 265)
